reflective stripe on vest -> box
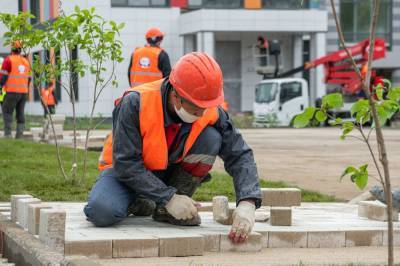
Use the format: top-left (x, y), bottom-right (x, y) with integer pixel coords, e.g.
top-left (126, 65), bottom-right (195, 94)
top-left (98, 80), bottom-right (219, 171)
top-left (129, 46), bottom-right (163, 86)
top-left (4, 55), bottom-right (30, 94)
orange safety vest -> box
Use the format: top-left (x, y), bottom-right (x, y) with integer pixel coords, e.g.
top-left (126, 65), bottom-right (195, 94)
top-left (129, 46), bottom-right (163, 87)
top-left (4, 55), bottom-right (31, 94)
top-left (98, 79), bottom-right (219, 171)
top-left (41, 85), bottom-right (56, 106)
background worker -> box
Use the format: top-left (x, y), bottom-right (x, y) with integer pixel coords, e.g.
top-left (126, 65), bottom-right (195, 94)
top-left (86, 52), bottom-right (262, 244)
top-left (128, 27), bottom-right (171, 87)
top-left (0, 41), bottom-right (31, 138)
top-left (40, 80), bottom-right (57, 117)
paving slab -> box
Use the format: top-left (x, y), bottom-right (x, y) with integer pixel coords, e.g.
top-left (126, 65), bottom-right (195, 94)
top-left (358, 200), bottom-right (399, 221)
top-left (10, 195), bottom-right (32, 222)
top-left (30, 202), bottom-right (400, 259)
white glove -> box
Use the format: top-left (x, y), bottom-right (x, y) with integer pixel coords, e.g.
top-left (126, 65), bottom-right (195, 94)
top-left (165, 194), bottom-right (198, 220)
top-left (229, 200), bottom-right (255, 243)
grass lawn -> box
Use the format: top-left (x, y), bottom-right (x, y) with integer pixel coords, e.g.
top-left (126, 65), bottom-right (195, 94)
top-left (0, 115), bottom-right (112, 131)
top-left (0, 139), bottom-right (340, 203)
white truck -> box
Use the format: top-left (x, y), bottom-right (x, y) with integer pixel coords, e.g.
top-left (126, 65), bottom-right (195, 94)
top-left (253, 78), bottom-right (309, 127)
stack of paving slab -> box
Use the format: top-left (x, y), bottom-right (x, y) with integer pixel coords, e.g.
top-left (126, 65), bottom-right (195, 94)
top-left (41, 114), bottom-right (65, 142)
top-left (75, 135), bottom-right (107, 151)
top-left (8, 195), bottom-right (65, 252)
top-left (261, 188), bottom-right (301, 226)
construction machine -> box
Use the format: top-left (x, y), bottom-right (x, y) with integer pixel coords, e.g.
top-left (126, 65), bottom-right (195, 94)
top-left (253, 38), bottom-right (387, 127)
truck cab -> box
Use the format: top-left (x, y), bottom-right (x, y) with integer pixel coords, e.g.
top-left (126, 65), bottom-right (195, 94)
top-left (253, 78), bottom-right (309, 127)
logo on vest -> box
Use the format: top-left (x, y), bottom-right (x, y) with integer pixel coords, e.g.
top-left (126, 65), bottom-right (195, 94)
top-left (139, 57), bottom-right (151, 68)
top-left (18, 65), bottom-right (26, 73)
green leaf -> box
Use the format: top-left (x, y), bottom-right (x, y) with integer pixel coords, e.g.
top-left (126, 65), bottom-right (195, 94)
top-left (381, 100), bottom-right (399, 119)
top-left (329, 117), bottom-right (343, 126)
top-left (388, 87), bottom-right (400, 101)
top-left (322, 93), bottom-right (343, 109)
top-left (340, 122), bottom-right (354, 140)
top-left (315, 110), bottom-right (327, 122)
top-left (350, 99), bottom-right (369, 117)
top-left (293, 107), bottom-right (316, 128)
top-left (376, 105), bottom-right (388, 126)
top-left (354, 164), bottom-right (368, 190)
top-left (375, 83), bottom-right (384, 101)
top-left (340, 166), bottom-right (357, 181)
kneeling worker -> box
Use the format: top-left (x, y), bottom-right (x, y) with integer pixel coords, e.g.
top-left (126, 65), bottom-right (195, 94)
top-left (85, 52), bottom-right (262, 243)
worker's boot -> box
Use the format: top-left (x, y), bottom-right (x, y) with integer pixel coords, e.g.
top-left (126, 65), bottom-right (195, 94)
top-left (127, 197), bottom-right (156, 217)
top-left (3, 113), bottom-right (12, 138)
top-left (15, 123), bottom-right (24, 139)
top-left (370, 185), bottom-right (400, 210)
top-left (152, 166), bottom-right (207, 226)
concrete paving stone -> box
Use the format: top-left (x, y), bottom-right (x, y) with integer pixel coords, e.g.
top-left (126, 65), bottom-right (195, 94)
top-left (17, 198), bottom-right (41, 228)
top-left (255, 211), bottom-right (269, 222)
top-left (112, 237), bottom-right (159, 258)
top-left (261, 188), bottom-right (301, 207)
top-left (383, 230), bottom-right (400, 246)
top-left (10, 195), bottom-right (32, 222)
top-left (212, 196), bottom-right (230, 225)
top-left (220, 232), bottom-right (262, 252)
top-left (39, 209), bottom-right (66, 249)
top-left (28, 204), bottom-right (52, 235)
top-left (307, 231), bottom-right (346, 248)
top-left (345, 230), bottom-right (383, 247)
top-left (159, 234), bottom-right (204, 257)
top-left (251, 227), bottom-right (269, 248)
top-left (65, 240), bottom-right (112, 259)
top-left (201, 233), bottom-right (221, 252)
top-left (197, 202), bottom-right (213, 212)
top-left (268, 231), bottom-right (308, 248)
top-left (270, 207), bottom-right (292, 226)
top-left (358, 200), bottom-right (399, 222)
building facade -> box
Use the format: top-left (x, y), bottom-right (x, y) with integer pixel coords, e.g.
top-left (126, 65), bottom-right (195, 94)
top-left (0, 0), bottom-right (397, 117)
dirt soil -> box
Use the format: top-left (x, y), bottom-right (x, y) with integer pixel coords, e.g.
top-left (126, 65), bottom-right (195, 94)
top-left (212, 128), bottom-right (400, 201)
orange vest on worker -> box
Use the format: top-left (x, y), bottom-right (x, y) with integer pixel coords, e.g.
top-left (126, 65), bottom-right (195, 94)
top-left (4, 55), bottom-right (31, 93)
top-left (41, 85), bottom-right (56, 106)
top-left (98, 79), bottom-right (219, 171)
top-left (129, 46), bottom-right (163, 87)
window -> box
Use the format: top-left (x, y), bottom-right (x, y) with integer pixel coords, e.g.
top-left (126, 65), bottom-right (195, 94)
top-left (263, 0), bottom-right (309, 9)
top-left (340, 0), bottom-right (392, 45)
top-left (30, 0), bottom-right (40, 24)
top-left (111, 0), bottom-right (168, 7)
top-left (18, 0), bottom-right (23, 12)
top-left (255, 83), bottom-right (278, 103)
top-left (280, 82), bottom-right (302, 104)
top-left (203, 0), bottom-right (241, 8)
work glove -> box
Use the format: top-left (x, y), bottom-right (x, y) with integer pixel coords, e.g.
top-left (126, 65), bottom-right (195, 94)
top-left (165, 194), bottom-right (198, 220)
top-left (229, 200), bottom-right (255, 243)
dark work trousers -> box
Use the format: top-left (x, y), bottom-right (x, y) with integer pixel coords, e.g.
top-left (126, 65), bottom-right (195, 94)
top-left (43, 104), bottom-right (56, 117)
top-left (84, 126), bottom-right (222, 227)
top-left (1, 92), bottom-right (27, 137)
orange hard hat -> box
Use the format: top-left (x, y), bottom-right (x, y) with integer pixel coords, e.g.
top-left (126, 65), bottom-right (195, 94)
top-left (145, 27), bottom-right (164, 39)
top-left (169, 52), bottom-right (224, 108)
top-left (11, 40), bottom-right (22, 49)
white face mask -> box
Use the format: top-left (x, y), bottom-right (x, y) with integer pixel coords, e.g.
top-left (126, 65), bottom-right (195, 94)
top-left (174, 104), bottom-right (201, 123)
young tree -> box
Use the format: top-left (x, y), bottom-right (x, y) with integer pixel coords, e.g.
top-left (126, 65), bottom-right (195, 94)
top-left (294, 1), bottom-right (398, 264)
top-left (0, 7), bottom-right (123, 185)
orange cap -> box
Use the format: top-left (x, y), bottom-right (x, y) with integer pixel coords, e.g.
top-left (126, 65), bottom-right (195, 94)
top-left (11, 40), bottom-right (22, 49)
top-left (169, 52), bottom-right (224, 108)
top-left (145, 27), bottom-right (164, 39)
